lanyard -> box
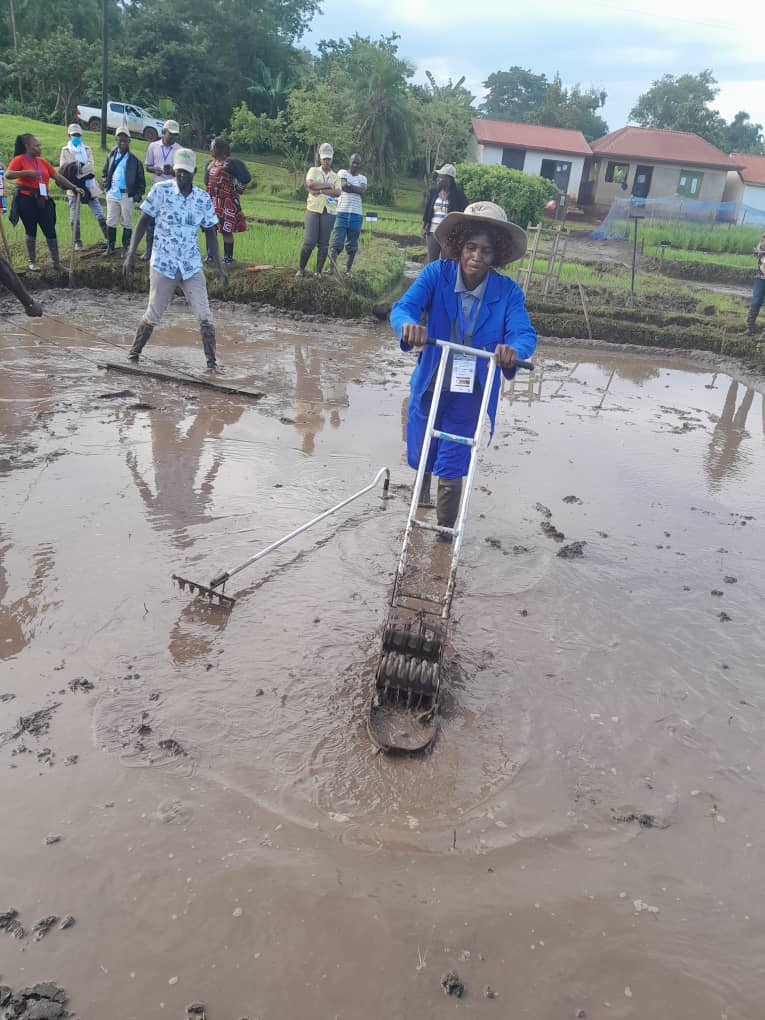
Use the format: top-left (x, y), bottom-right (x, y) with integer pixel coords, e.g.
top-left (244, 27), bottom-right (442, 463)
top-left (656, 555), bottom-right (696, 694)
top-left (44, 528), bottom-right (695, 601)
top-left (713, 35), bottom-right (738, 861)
top-left (160, 145), bottom-right (173, 164)
top-left (456, 293), bottom-right (480, 343)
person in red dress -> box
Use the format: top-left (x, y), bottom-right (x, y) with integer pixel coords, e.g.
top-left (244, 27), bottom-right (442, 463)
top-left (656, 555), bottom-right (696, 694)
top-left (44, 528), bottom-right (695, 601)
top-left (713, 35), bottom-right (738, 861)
top-left (204, 138), bottom-right (251, 264)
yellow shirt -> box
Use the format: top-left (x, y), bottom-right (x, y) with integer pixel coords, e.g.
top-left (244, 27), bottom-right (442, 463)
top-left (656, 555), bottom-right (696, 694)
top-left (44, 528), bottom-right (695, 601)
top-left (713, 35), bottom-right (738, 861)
top-left (305, 166), bottom-right (340, 214)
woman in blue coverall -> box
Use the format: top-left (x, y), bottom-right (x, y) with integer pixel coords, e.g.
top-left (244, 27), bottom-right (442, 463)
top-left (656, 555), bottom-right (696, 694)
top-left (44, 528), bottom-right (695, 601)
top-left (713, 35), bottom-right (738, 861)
top-left (390, 201), bottom-right (537, 529)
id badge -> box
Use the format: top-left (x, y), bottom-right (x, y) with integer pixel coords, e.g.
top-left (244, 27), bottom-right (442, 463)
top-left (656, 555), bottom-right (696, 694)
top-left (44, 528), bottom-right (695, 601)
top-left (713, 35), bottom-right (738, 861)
top-left (450, 351), bottom-right (476, 393)
top-left (38, 182), bottom-right (48, 198)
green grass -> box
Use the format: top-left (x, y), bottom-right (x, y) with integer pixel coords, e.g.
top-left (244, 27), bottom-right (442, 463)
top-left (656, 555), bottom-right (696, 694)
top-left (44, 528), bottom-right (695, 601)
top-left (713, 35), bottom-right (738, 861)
top-left (647, 246), bottom-right (752, 268)
top-left (602, 218), bottom-right (763, 255)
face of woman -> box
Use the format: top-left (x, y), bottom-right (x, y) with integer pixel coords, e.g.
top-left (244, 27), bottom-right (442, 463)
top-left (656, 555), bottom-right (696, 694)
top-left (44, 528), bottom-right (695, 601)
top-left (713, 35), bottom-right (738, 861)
top-left (459, 230), bottom-right (495, 286)
top-left (437, 174), bottom-right (451, 191)
top-left (28, 137), bottom-right (42, 157)
top-left (320, 156), bottom-right (332, 171)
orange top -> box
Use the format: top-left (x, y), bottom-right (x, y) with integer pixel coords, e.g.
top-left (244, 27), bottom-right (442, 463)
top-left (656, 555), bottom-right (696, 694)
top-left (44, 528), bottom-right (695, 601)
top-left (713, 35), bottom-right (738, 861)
top-left (8, 154), bottom-right (57, 196)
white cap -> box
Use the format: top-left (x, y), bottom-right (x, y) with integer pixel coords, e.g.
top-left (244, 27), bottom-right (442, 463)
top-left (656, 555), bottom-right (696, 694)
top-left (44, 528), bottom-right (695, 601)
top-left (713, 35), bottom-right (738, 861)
top-left (67, 123), bottom-right (82, 136)
top-left (114, 126), bottom-right (130, 138)
top-left (318, 143), bottom-right (333, 159)
top-left (436, 163), bottom-right (457, 178)
top-left (163, 120), bottom-right (180, 134)
top-left (172, 147), bottom-right (196, 173)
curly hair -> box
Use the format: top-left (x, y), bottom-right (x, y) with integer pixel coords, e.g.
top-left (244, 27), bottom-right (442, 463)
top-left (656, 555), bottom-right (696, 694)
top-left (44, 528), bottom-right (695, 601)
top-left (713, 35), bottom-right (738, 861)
top-left (211, 137), bottom-right (231, 159)
top-left (439, 219), bottom-right (517, 267)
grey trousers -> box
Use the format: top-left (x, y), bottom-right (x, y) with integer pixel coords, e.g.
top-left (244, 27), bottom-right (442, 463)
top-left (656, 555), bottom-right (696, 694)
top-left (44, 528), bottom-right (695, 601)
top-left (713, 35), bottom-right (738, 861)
top-left (426, 233), bottom-right (442, 263)
top-left (300, 210), bottom-right (334, 269)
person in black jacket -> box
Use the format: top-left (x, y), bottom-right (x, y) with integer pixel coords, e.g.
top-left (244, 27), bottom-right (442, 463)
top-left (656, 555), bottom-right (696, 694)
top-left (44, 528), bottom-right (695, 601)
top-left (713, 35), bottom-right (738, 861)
top-left (101, 127), bottom-right (146, 257)
top-left (422, 163), bottom-right (467, 263)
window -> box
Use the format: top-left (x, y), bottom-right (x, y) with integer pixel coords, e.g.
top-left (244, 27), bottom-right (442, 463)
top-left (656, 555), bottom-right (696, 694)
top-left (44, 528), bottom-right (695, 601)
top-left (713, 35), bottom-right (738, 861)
top-left (605, 161), bottom-right (629, 184)
top-left (110, 102), bottom-right (124, 114)
top-left (677, 170), bottom-right (703, 198)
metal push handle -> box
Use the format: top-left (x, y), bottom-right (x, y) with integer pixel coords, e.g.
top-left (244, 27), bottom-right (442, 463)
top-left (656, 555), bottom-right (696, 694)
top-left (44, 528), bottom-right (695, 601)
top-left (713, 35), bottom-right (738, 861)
top-left (424, 337), bottom-right (534, 371)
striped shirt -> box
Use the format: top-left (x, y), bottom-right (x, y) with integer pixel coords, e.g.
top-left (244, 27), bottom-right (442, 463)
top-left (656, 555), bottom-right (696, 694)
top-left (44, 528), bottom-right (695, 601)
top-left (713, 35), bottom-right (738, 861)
top-left (337, 170), bottom-right (367, 215)
top-left (428, 192), bottom-right (450, 234)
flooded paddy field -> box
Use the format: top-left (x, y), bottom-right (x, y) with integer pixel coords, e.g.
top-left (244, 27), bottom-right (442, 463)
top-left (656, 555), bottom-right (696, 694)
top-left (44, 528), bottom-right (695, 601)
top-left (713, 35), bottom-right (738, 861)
top-left (1, 290), bottom-right (764, 1019)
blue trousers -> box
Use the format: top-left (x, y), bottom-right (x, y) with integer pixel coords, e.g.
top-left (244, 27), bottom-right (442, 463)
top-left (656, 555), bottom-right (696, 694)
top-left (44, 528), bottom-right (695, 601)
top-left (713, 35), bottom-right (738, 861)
top-left (751, 277), bottom-right (765, 313)
top-left (406, 385), bottom-right (484, 480)
top-left (330, 211), bottom-right (362, 256)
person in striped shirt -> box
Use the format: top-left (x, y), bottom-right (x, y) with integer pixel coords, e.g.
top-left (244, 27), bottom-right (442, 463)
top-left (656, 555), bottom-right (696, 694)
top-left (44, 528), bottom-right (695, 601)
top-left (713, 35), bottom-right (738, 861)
top-left (422, 164), bottom-right (467, 263)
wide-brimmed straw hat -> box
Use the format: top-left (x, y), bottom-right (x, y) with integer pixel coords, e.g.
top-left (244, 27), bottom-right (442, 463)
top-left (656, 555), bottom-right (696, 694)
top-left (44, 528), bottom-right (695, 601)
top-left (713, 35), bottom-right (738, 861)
top-left (435, 201), bottom-right (527, 263)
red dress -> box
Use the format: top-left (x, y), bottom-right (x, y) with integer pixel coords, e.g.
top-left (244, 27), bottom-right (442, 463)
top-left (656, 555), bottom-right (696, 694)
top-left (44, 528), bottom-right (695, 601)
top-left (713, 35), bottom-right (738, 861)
top-left (206, 158), bottom-right (247, 235)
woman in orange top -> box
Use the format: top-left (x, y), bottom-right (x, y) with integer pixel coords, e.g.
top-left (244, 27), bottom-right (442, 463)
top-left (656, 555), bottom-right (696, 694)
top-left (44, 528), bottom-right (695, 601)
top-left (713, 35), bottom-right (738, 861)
top-left (6, 133), bottom-right (85, 272)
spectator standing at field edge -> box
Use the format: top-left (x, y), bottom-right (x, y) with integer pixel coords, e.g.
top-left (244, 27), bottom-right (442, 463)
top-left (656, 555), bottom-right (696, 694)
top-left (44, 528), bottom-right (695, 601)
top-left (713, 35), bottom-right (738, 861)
top-left (422, 163), bottom-right (467, 263)
top-left (124, 148), bottom-right (225, 373)
top-left (6, 133), bottom-right (85, 271)
top-left (102, 128), bottom-right (146, 256)
top-left (58, 124), bottom-right (108, 249)
top-left (143, 119), bottom-right (181, 261)
top-left (296, 143), bottom-right (340, 277)
top-left (746, 233), bottom-right (765, 335)
top-left (204, 138), bottom-right (251, 264)
top-left (328, 153), bottom-right (367, 275)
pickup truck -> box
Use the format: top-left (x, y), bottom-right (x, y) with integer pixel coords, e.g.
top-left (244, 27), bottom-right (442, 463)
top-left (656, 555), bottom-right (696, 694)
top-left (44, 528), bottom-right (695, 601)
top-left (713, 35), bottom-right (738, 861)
top-left (74, 101), bottom-right (165, 142)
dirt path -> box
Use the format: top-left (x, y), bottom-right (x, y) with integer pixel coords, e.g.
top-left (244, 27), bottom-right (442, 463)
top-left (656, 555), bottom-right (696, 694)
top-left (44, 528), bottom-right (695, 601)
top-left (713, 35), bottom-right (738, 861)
top-left (1, 291), bottom-right (765, 1019)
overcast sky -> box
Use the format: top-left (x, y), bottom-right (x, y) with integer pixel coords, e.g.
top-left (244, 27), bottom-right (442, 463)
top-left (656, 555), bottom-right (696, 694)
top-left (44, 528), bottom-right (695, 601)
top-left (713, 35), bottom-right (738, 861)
top-left (304, 0), bottom-right (764, 143)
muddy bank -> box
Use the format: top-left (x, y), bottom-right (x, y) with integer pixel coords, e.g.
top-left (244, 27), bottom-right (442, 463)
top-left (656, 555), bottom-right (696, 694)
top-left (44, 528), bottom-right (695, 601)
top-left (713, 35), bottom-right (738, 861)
top-left (2, 291), bottom-right (765, 1018)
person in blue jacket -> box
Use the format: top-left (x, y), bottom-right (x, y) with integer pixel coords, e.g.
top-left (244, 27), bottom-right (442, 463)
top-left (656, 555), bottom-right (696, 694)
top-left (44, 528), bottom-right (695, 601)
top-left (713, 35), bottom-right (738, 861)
top-left (390, 201), bottom-right (537, 530)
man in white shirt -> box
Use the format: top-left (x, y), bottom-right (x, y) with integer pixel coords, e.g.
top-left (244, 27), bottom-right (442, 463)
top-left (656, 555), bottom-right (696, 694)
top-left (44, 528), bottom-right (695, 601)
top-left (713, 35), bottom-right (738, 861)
top-left (123, 148), bottom-right (225, 372)
top-left (328, 153), bottom-right (367, 274)
top-left (141, 119), bottom-right (181, 261)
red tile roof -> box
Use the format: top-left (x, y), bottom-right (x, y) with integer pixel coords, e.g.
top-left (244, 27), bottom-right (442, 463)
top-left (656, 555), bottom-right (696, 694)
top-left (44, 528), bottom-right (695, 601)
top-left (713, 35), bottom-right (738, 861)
top-left (472, 118), bottom-right (591, 157)
top-left (731, 152), bottom-right (765, 186)
top-left (591, 126), bottom-right (736, 170)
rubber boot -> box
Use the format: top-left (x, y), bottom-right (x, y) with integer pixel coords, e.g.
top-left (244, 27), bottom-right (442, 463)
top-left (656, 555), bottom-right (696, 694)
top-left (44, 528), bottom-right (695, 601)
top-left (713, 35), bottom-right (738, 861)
top-left (103, 227), bottom-right (117, 257)
top-left (223, 241), bottom-right (234, 265)
top-left (121, 228), bottom-right (132, 257)
top-left (25, 235), bottom-right (39, 272)
top-left (418, 471), bottom-right (434, 508)
top-left (200, 320), bottom-right (217, 370)
top-left (46, 237), bottom-right (61, 271)
top-left (315, 251), bottom-right (328, 276)
top-left (98, 219), bottom-right (108, 240)
top-left (746, 308), bottom-right (759, 336)
top-left (436, 476), bottom-right (463, 531)
top-left (326, 249), bottom-right (338, 274)
top-left (128, 321), bottom-right (154, 362)
top-left (74, 223), bottom-right (82, 251)
top-left (345, 251), bottom-right (356, 275)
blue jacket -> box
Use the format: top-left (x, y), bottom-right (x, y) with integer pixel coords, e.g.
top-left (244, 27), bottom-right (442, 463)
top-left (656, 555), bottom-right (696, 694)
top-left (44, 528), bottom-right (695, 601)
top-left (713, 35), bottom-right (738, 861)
top-left (390, 259), bottom-right (537, 431)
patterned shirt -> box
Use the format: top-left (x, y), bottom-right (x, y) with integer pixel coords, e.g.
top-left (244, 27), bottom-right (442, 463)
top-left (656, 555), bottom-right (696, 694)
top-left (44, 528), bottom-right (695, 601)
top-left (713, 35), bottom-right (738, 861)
top-left (305, 166), bottom-right (340, 214)
top-left (428, 193), bottom-right (450, 235)
top-left (336, 170), bottom-right (367, 215)
top-left (141, 180), bottom-right (218, 280)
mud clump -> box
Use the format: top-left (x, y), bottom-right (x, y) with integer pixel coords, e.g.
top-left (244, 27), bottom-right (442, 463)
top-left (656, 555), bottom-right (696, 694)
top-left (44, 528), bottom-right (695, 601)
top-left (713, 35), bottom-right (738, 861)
top-left (612, 810), bottom-right (667, 829)
top-left (0, 981), bottom-right (71, 1019)
top-left (558, 541), bottom-right (586, 559)
top-left (32, 916), bottom-right (58, 942)
top-left (0, 909), bottom-right (25, 939)
top-left (96, 389), bottom-right (135, 400)
top-left (158, 738), bottom-right (187, 757)
top-left (67, 677), bottom-right (94, 693)
top-left (10, 705), bottom-right (60, 741)
top-left (541, 522), bottom-right (565, 542)
top-left (562, 495), bottom-right (582, 504)
top-left (441, 971), bottom-right (464, 997)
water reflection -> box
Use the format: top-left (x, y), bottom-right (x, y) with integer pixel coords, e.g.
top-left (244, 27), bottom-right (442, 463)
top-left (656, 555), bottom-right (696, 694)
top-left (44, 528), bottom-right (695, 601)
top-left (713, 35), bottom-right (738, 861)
top-left (293, 344), bottom-right (350, 454)
top-left (0, 539), bottom-right (55, 660)
top-left (704, 380), bottom-right (755, 488)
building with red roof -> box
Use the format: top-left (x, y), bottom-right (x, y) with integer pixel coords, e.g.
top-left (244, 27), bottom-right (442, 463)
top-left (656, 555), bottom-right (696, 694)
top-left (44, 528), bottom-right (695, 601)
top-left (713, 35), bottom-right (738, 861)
top-left (723, 152), bottom-right (765, 223)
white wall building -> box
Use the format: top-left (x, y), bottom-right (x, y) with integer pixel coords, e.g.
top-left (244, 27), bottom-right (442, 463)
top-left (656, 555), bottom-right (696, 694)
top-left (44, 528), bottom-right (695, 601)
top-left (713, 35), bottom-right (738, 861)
top-left (723, 153), bottom-right (765, 224)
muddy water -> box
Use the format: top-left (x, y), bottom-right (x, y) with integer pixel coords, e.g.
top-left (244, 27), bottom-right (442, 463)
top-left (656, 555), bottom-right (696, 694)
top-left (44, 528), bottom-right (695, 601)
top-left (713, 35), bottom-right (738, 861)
top-left (2, 290), bottom-right (765, 1019)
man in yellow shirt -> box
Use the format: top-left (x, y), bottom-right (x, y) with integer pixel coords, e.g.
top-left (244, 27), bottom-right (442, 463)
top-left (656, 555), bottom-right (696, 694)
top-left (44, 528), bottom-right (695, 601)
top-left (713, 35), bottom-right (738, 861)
top-left (296, 142), bottom-right (340, 277)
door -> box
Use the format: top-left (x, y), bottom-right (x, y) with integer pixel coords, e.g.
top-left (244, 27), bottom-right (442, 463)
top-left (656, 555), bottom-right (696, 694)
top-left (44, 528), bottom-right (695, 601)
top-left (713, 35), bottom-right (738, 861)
top-left (540, 158), bottom-right (572, 193)
top-left (632, 165), bottom-right (653, 199)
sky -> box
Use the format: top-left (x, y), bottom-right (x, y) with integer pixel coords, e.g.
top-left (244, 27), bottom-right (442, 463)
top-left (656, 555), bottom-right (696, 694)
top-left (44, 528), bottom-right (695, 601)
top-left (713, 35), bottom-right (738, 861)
top-left (303, 0), bottom-right (764, 142)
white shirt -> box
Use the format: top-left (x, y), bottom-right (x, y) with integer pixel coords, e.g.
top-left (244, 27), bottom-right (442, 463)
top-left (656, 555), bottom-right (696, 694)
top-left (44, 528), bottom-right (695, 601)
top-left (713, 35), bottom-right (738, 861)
top-left (140, 180), bottom-right (218, 280)
top-left (337, 170), bottom-right (367, 215)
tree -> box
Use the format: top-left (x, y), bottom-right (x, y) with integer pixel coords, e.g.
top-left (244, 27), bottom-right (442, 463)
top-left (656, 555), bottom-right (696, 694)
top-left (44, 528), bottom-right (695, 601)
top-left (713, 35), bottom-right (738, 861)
top-left (628, 70), bottom-right (726, 148)
top-left (723, 111), bottom-right (764, 155)
top-left (13, 30), bottom-right (98, 123)
top-left (247, 60), bottom-right (293, 118)
top-left (285, 77), bottom-right (356, 161)
top-left (411, 71), bottom-right (474, 179)
top-left (479, 67), bottom-right (548, 122)
top-left (525, 75), bottom-right (608, 141)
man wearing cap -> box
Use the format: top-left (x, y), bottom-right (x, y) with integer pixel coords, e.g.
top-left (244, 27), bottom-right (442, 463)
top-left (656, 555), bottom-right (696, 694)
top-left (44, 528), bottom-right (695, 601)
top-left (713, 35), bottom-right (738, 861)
top-left (59, 124), bottom-right (108, 249)
top-left (391, 201), bottom-right (536, 531)
top-left (422, 164), bottom-right (467, 263)
top-left (102, 127), bottom-right (146, 256)
top-left (124, 148), bottom-right (224, 373)
top-left (143, 120), bottom-right (181, 262)
top-left (296, 143), bottom-right (340, 277)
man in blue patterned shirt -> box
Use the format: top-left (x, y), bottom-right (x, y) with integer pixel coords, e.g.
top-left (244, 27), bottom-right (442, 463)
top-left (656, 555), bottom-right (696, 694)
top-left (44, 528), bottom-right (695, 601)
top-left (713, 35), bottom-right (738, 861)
top-left (124, 148), bottom-right (225, 372)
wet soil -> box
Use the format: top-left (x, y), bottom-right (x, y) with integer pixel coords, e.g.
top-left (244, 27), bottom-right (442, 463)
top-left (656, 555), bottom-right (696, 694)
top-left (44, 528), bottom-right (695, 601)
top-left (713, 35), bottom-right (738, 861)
top-left (2, 290), bottom-right (765, 1019)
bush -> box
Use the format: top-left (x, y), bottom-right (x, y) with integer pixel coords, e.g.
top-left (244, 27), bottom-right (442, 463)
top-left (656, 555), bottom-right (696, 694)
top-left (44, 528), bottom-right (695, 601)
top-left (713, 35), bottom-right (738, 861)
top-left (227, 102), bottom-right (278, 154)
top-left (456, 163), bottom-right (559, 229)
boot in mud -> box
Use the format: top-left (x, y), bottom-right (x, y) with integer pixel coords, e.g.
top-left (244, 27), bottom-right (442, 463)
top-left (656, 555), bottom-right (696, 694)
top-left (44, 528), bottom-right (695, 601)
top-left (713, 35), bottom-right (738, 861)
top-left (418, 472), bottom-right (434, 508)
top-left (326, 250), bottom-right (338, 274)
top-left (345, 251), bottom-right (356, 275)
top-left (46, 238), bottom-right (61, 271)
top-left (200, 320), bottom-right (219, 372)
top-left (121, 228), bottom-right (132, 257)
top-left (436, 476), bottom-right (463, 540)
top-left (128, 321), bottom-right (154, 362)
top-left (102, 227), bottom-right (117, 257)
top-left (746, 308), bottom-right (759, 336)
top-left (25, 235), bottom-right (39, 272)
top-left (97, 219), bottom-right (108, 240)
